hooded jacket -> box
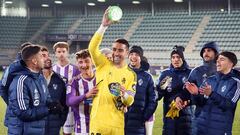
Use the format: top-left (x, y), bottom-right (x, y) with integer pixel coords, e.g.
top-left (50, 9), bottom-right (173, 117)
top-left (182, 42), bottom-right (220, 117)
top-left (1, 60), bottom-right (26, 105)
top-left (125, 61), bottom-right (157, 135)
top-left (0, 60), bottom-right (26, 127)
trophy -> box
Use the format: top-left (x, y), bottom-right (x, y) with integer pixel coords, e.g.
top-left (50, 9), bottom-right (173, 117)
top-left (108, 6), bottom-right (123, 22)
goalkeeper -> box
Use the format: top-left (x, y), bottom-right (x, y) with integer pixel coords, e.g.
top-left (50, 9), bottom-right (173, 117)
top-left (88, 8), bottom-right (137, 135)
top-left (156, 46), bottom-right (193, 135)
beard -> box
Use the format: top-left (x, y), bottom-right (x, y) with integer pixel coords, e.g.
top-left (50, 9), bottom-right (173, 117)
top-left (43, 66), bottom-right (51, 69)
top-left (113, 57), bottom-right (121, 64)
top-left (43, 60), bottom-right (52, 69)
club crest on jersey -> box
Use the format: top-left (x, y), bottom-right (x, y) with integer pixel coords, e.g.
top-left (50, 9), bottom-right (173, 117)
top-left (221, 85), bottom-right (226, 92)
top-left (33, 100), bottom-right (40, 106)
top-left (203, 74), bottom-right (207, 82)
top-left (53, 84), bottom-right (58, 90)
top-left (61, 76), bottom-right (68, 84)
top-left (138, 79), bottom-right (143, 86)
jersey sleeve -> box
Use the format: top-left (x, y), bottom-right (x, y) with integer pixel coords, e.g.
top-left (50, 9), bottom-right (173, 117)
top-left (88, 32), bottom-right (109, 68)
top-left (122, 72), bottom-right (137, 107)
top-left (66, 79), bottom-right (86, 106)
top-left (209, 78), bottom-right (240, 110)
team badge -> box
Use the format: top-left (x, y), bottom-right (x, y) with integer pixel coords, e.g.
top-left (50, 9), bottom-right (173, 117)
top-left (203, 74), bottom-right (207, 82)
top-left (61, 76), bottom-right (68, 84)
top-left (138, 79), bottom-right (143, 86)
top-left (34, 100), bottom-right (40, 106)
top-left (53, 84), bottom-right (58, 90)
top-left (221, 85), bottom-right (226, 92)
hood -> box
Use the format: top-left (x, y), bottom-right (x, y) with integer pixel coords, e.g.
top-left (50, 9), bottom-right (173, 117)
top-left (200, 41), bottom-right (220, 58)
top-left (232, 69), bottom-right (240, 79)
top-left (140, 60), bottom-right (150, 71)
top-left (9, 60), bottom-right (27, 75)
top-left (11, 61), bottom-right (41, 79)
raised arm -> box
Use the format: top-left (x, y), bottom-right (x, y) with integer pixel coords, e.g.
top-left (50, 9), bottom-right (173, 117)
top-left (88, 8), bottom-right (114, 68)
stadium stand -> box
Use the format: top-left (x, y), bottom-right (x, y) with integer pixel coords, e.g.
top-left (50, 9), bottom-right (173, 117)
top-left (0, 16), bottom-right (27, 49)
top-left (45, 17), bottom-right (80, 34)
top-left (194, 10), bottom-right (240, 52)
top-left (1, 8), bottom-right (240, 68)
top-left (24, 17), bottom-right (49, 41)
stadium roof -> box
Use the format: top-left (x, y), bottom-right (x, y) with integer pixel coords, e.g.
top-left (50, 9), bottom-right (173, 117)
top-left (26, 0), bottom-right (227, 7)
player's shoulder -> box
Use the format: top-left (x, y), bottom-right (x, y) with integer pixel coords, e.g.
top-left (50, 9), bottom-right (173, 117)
top-left (126, 66), bottom-right (137, 81)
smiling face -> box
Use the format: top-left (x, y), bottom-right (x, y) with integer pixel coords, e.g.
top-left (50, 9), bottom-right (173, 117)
top-left (77, 57), bottom-right (93, 74)
top-left (129, 52), bottom-right (141, 69)
top-left (44, 57), bottom-right (52, 69)
top-left (216, 55), bottom-right (233, 74)
top-left (202, 48), bottom-right (216, 62)
top-left (112, 42), bottom-right (128, 66)
top-left (171, 53), bottom-right (183, 68)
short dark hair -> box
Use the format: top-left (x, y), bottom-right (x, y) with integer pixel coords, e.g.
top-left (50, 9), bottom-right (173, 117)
top-left (21, 45), bottom-right (42, 62)
top-left (114, 38), bottom-right (130, 49)
top-left (218, 51), bottom-right (238, 67)
top-left (41, 46), bottom-right (49, 52)
top-left (20, 42), bottom-right (33, 51)
top-left (75, 49), bottom-right (91, 59)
